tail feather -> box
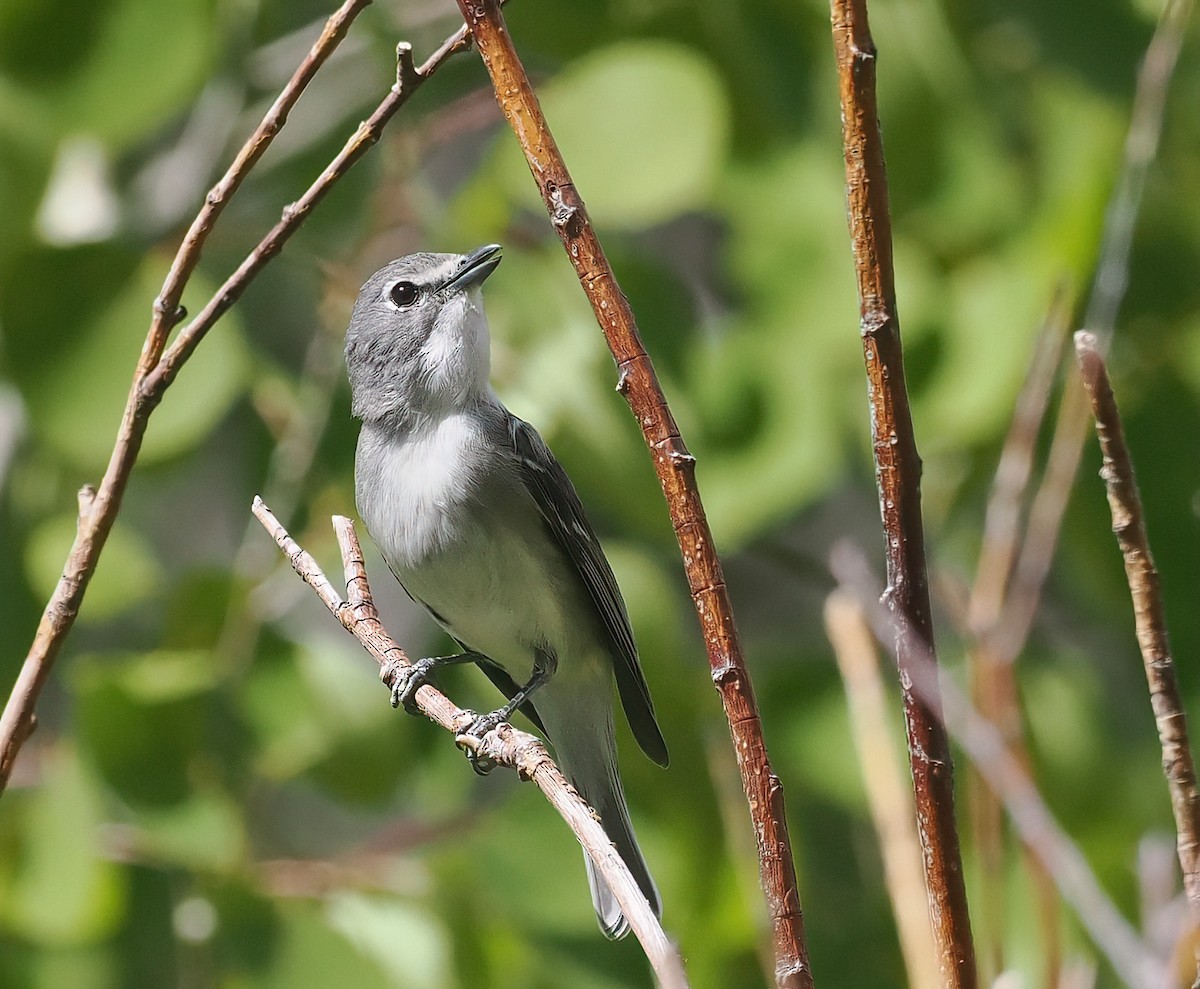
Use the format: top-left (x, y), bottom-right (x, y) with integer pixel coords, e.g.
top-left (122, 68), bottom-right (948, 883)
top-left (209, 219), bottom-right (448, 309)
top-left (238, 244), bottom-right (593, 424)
top-left (578, 775), bottom-right (660, 939)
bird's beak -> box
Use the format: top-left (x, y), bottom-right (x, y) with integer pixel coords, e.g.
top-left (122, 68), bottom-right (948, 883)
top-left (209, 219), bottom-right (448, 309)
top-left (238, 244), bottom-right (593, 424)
top-left (444, 244), bottom-right (503, 292)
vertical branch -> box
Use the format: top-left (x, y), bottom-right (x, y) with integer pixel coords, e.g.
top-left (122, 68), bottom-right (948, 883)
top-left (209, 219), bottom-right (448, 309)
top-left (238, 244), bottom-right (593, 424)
top-left (826, 592), bottom-right (939, 989)
top-left (452, 2), bottom-right (813, 986)
top-left (828, 2), bottom-right (977, 987)
top-left (1075, 332), bottom-right (1200, 983)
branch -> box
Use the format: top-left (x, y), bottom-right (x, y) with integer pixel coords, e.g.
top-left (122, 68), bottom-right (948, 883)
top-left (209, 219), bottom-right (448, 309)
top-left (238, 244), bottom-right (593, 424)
top-left (0, 12), bottom-right (471, 793)
top-left (452, 3), bottom-right (813, 985)
top-left (965, 289), bottom-right (1071, 981)
top-left (250, 498), bottom-right (689, 989)
top-left (832, 545), bottom-right (1166, 989)
top-left (1074, 331), bottom-right (1200, 982)
top-left (993, 0), bottom-right (1194, 668)
top-left (825, 592), bottom-right (939, 989)
top-left (828, 2), bottom-right (977, 985)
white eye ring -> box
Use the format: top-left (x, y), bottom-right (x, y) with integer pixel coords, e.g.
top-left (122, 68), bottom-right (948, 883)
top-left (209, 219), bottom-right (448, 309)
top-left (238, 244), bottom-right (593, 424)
top-left (388, 281), bottom-right (419, 308)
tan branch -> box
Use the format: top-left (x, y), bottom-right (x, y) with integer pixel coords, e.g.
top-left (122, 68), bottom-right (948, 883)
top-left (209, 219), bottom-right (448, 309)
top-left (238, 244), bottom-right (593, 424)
top-left (251, 498), bottom-right (689, 989)
top-left (0, 10), bottom-right (471, 793)
top-left (825, 592), bottom-right (939, 989)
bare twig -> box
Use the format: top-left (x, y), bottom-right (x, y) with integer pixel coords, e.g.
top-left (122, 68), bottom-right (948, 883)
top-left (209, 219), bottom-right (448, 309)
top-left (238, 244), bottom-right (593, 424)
top-left (833, 544), bottom-right (1166, 989)
top-left (1075, 331), bottom-right (1200, 982)
top-left (825, 592), bottom-right (939, 989)
top-left (828, 2), bottom-right (976, 985)
top-left (141, 0), bottom-right (371, 377)
top-left (995, 0), bottom-right (1194, 667)
top-left (0, 15), bottom-right (471, 793)
top-left (452, 3), bottom-right (812, 985)
top-left (251, 498), bottom-right (689, 989)
top-left (966, 289), bottom-right (1071, 984)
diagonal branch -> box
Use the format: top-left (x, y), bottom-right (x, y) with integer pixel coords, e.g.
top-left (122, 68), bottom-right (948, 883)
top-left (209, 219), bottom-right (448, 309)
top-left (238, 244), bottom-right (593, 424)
top-left (828, 1), bottom-right (976, 985)
top-left (0, 12), bottom-right (473, 794)
top-left (451, 3), bottom-right (814, 986)
top-left (1074, 331), bottom-right (1200, 984)
top-left (251, 498), bottom-right (689, 989)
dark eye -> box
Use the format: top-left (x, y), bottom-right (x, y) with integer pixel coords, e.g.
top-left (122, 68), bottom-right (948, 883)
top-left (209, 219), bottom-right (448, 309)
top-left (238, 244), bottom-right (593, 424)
top-left (388, 281), bottom-right (419, 308)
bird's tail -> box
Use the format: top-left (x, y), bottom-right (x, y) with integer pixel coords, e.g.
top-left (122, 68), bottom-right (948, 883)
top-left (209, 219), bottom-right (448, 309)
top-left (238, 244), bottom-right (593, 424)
top-left (562, 754), bottom-right (660, 939)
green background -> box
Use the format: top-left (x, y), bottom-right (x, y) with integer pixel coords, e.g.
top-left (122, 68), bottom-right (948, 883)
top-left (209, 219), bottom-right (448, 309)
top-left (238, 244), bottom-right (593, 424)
top-left (1, 0), bottom-right (1198, 985)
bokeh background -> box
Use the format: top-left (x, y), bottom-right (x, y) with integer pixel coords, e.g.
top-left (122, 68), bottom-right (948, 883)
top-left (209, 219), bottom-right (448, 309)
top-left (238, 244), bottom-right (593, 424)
top-left (2, 0), bottom-right (1199, 986)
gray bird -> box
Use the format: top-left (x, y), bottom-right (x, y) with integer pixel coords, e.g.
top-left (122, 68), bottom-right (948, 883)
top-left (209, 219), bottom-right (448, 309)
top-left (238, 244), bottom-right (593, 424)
top-left (344, 244), bottom-right (668, 938)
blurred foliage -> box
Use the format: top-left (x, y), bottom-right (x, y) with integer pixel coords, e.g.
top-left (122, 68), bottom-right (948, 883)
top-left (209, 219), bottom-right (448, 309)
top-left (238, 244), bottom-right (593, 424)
top-left (0, 0), bottom-right (1198, 986)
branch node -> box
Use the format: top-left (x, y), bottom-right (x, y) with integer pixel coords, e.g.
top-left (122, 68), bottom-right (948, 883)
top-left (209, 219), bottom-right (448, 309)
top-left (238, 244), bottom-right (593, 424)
top-left (77, 484), bottom-right (97, 521)
top-left (395, 41), bottom-right (419, 90)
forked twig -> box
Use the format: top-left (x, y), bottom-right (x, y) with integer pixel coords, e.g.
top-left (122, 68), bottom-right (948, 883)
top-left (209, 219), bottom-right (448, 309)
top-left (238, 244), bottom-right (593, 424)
top-left (452, 2), bottom-right (813, 985)
top-left (251, 498), bottom-right (689, 989)
top-left (829, 1), bottom-right (976, 984)
top-left (0, 9), bottom-right (472, 791)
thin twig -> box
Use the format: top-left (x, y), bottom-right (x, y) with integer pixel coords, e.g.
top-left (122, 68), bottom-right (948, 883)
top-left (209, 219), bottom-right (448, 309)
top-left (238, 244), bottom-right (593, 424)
top-left (966, 288), bottom-right (1071, 984)
top-left (140, 0), bottom-right (372, 377)
top-left (833, 544), bottom-right (1166, 989)
top-left (825, 592), bottom-right (939, 989)
top-left (828, 2), bottom-right (976, 985)
top-left (251, 498), bottom-right (689, 989)
top-left (969, 286), bottom-right (1072, 635)
top-left (1075, 331), bottom-right (1200, 983)
top-left (0, 17), bottom-right (471, 793)
top-left (452, 3), bottom-right (812, 985)
top-left (995, 0), bottom-right (1194, 667)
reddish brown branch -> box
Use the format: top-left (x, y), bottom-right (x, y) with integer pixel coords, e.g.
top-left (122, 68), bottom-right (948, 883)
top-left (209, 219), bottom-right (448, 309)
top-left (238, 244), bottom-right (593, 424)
top-left (252, 499), bottom-right (689, 988)
top-left (829, 2), bottom-right (976, 985)
top-left (452, 2), bottom-right (812, 985)
top-left (0, 14), bottom-right (470, 793)
top-left (825, 592), bottom-right (939, 989)
top-left (833, 545), bottom-right (1164, 989)
top-left (1074, 332), bottom-right (1200, 981)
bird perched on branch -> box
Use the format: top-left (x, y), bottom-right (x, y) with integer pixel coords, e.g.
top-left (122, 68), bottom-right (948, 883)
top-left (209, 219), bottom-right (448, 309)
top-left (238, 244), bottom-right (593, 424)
top-left (344, 244), bottom-right (668, 938)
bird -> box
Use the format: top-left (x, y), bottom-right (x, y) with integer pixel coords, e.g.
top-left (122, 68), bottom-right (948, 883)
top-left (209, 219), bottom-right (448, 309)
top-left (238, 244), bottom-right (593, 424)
top-left (344, 243), bottom-right (668, 938)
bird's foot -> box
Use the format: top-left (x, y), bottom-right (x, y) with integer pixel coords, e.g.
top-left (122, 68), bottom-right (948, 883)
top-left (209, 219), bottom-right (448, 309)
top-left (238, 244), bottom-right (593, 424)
top-left (456, 708), bottom-right (511, 776)
top-left (381, 655), bottom-right (443, 713)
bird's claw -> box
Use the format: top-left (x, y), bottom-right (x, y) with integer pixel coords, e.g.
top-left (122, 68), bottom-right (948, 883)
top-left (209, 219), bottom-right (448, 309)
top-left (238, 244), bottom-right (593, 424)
top-left (456, 709), bottom-right (508, 776)
top-left (383, 656), bottom-right (440, 713)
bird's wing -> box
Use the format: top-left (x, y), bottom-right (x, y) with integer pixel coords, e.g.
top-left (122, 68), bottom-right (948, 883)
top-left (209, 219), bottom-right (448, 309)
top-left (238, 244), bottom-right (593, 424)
top-left (501, 412), bottom-right (668, 768)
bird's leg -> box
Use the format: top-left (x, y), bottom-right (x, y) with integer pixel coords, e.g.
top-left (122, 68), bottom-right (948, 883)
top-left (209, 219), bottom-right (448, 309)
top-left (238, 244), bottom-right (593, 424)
top-left (462, 660), bottom-right (554, 776)
top-left (383, 651), bottom-right (484, 713)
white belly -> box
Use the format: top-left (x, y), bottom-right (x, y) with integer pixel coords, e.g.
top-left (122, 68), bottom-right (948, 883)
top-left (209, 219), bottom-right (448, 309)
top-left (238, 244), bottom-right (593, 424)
top-left (355, 413), bottom-right (591, 685)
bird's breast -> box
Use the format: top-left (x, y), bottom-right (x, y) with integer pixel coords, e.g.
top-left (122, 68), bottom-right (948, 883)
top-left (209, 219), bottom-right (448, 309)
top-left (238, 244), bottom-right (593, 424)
top-left (356, 412), bottom-right (485, 569)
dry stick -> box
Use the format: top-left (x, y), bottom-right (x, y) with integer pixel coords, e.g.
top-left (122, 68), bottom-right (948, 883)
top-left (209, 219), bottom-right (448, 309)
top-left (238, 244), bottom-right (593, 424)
top-left (250, 499), bottom-right (689, 989)
top-left (828, 2), bottom-right (977, 986)
top-left (825, 592), bottom-right (939, 989)
top-left (451, 4), bottom-right (813, 986)
top-left (995, 0), bottom-right (1193, 667)
top-left (0, 22), bottom-right (472, 793)
top-left (1075, 331), bottom-right (1200, 983)
top-left (832, 544), bottom-right (1166, 989)
top-left (966, 290), bottom-right (1071, 985)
